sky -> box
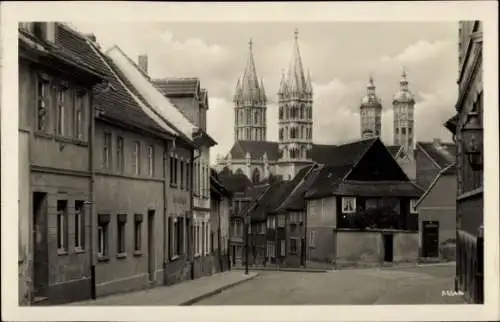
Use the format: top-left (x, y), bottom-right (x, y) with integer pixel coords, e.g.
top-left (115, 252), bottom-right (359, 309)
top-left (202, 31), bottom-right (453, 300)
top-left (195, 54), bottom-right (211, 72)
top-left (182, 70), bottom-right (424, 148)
top-left (70, 21), bottom-right (458, 164)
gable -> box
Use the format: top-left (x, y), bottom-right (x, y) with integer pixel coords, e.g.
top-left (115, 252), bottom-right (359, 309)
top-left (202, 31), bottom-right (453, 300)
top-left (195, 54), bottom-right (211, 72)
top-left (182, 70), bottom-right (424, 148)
top-left (345, 139), bottom-right (409, 182)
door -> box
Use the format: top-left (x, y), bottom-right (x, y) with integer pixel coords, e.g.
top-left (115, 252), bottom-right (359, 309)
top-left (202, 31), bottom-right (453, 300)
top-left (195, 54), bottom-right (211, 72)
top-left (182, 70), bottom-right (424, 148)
top-left (300, 238), bottom-right (306, 266)
top-left (383, 234), bottom-right (394, 262)
top-left (33, 192), bottom-right (49, 298)
top-left (147, 210), bottom-right (155, 282)
top-left (422, 221), bottom-right (439, 257)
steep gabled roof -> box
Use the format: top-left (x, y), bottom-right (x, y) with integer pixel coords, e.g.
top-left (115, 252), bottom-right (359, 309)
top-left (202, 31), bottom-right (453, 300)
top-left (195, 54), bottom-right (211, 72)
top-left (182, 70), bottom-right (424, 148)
top-left (304, 164), bottom-right (353, 199)
top-left (276, 165), bottom-right (321, 211)
top-left (53, 24), bottom-right (175, 137)
top-left (153, 78), bottom-right (201, 97)
top-left (415, 162), bottom-right (456, 208)
top-left (320, 137), bottom-right (376, 167)
top-left (417, 140), bottom-right (456, 169)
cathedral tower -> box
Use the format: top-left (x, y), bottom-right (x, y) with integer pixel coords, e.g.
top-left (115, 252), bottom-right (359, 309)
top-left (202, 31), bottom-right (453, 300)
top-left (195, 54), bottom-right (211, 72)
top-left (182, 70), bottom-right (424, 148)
top-left (392, 68), bottom-right (415, 153)
top-left (233, 39), bottom-right (267, 142)
top-left (360, 75), bottom-right (383, 139)
top-left (276, 29), bottom-right (313, 180)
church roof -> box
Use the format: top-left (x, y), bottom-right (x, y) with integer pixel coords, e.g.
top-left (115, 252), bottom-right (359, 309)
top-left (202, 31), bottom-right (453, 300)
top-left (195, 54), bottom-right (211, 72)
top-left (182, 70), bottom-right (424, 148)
top-left (228, 140), bottom-right (281, 160)
top-left (217, 168), bottom-right (253, 194)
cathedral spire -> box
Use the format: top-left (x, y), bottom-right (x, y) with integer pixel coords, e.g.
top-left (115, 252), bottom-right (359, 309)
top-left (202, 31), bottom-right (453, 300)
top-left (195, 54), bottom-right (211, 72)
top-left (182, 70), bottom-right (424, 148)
top-left (234, 38), bottom-right (263, 104)
top-left (286, 28), bottom-right (307, 95)
top-left (399, 66), bottom-right (409, 91)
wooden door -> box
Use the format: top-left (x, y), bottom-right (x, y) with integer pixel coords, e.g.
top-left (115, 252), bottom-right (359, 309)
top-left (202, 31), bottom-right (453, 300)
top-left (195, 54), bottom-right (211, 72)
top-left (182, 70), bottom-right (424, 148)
top-left (383, 234), bottom-right (394, 262)
top-left (422, 221), bottom-right (439, 257)
top-left (33, 192), bottom-right (49, 298)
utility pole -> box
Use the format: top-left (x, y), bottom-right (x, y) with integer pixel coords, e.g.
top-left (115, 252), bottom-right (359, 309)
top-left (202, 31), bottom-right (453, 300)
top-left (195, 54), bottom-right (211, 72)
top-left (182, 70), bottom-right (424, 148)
top-left (244, 214), bottom-right (249, 275)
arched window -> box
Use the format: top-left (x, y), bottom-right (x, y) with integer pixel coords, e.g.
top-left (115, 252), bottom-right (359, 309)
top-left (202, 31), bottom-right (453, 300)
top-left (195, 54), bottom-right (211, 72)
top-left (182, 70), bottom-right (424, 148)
top-left (285, 126), bottom-right (289, 140)
top-left (246, 109), bottom-right (251, 124)
top-left (254, 111), bottom-right (259, 124)
top-left (279, 128), bottom-right (284, 140)
top-left (285, 106), bottom-right (290, 119)
top-left (239, 110), bottom-right (243, 123)
top-left (300, 105), bottom-right (304, 119)
top-left (235, 168), bottom-right (244, 175)
top-left (252, 168), bottom-right (261, 184)
top-left (300, 126), bottom-right (304, 139)
top-left (302, 146), bottom-right (307, 159)
top-left (308, 107), bottom-right (312, 119)
top-left (290, 128), bottom-right (296, 139)
top-left (279, 106), bottom-right (284, 120)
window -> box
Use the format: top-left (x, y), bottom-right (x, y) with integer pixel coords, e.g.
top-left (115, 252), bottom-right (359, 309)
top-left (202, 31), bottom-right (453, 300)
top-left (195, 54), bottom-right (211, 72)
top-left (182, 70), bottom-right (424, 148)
top-left (266, 241), bottom-right (276, 258)
top-left (277, 214), bottom-right (285, 227)
top-left (116, 136), bottom-right (124, 173)
top-left (195, 223), bottom-right (200, 255)
top-left (36, 77), bottom-right (49, 132)
top-left (402, 128), bottom-right (406, 135)
top-left (97, 215), bottom-right (110, 258)
top-left (117, 214), bottom-right (127, 255)
top-left (169, 156), bottom-right (175, 185)
top-left (74, 201), bottom-right (84, 250)
top-left (290, 238), bottom-right (297, 254)
top-left (133, 141), bottom-right (141, 175)
top-left (74, 93), bottom-right (84, 139)
top-left (410, 199), bottom-right (418, 214)
top-left (254, 111), bottom-right (259, 124)
top-left (176, 217), bottom-right (184, 256)
top-left (280, 240), bottom-right (286, 256)
top-left (174, 158), bottom-right (178, 186)
top-left (134, 214), bottom-right (143, 252)
top-left (341, 197), bottom-right (356, 213)
top-left (56, 87), bottom-right (66, 136)
top-left (147, 145), bottom-right (154, 177)
top-left (309, 230), bottom-right (316, 247)
top-left (289, 213), bottom-right (297, 224)
top-left (267, 216), bottom-right (276, 228)
top-left (180, 161), bottom-right (185, 189)
top-left (57, 200), bottom-right (68, 251)
top-left (103, 132), bottom-right (112, 169)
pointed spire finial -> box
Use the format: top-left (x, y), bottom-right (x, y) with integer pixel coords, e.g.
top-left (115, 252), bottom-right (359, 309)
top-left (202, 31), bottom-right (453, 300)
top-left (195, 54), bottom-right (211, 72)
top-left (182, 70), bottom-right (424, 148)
top-left (249, 38), bottom-right (253, 50)
top-left (369, 73), bottom-right (374, 84)
top-left (294, 28), bottom-right (299, 40)
top-left (402, 66), bottom-right (407, 78)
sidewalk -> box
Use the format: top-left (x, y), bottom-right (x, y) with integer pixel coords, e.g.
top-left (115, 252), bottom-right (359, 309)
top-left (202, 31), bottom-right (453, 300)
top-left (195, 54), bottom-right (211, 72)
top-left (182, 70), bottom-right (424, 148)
top-left (67, 271), bottom-right (259, 306)
top-left (232, 265), bottom-right (328, 273)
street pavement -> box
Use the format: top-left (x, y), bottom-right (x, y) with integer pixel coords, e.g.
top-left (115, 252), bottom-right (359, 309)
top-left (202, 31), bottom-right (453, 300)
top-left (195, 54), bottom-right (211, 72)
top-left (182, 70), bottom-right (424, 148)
top-left (194, 263), bottom-right (467, 305)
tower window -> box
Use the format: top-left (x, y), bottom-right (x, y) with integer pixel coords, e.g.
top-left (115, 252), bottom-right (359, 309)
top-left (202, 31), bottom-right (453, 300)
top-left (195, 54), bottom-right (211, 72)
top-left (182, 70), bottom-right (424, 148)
top-left (408, 128), bottom-right (412, 134)
top-left (254, 111), bottom-right (259, 124)
top-left (279, 106), bottom-right (283, 120)
top-left (402, 128), bottom-right (406, 135)
top-left (279, 128), bottom-right (284, 140)
top-left (395, 128), bottom-right (399, 135)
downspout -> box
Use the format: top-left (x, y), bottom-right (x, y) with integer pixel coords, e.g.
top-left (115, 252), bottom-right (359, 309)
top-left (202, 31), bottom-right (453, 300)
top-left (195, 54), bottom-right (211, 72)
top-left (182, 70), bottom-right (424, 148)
top-left (162, 139), bottom-right (172, 285)
top-left (190, 146), bottom-right (201, 279)
top-left (89, 90), bottom-right (97, 300)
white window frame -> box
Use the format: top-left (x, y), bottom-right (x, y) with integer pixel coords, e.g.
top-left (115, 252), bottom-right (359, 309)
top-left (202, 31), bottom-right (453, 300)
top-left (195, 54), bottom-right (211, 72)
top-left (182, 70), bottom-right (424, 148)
top-left (277, 214), bottom-right (285, 227)
top-left (410, 199), bottom-right (419, 214)
top-left (147, 145), bottom-right (154, 177)
top-left (341, 197), bottom-right (357, 214)
top-left (134, 141), bottom-right (140, 175)
top-left (97, 223), bottom-right (108, 257)
top-left (74, 93), bottom-right (84, 140)
top-left (309, 230), bottom-right (316, 248)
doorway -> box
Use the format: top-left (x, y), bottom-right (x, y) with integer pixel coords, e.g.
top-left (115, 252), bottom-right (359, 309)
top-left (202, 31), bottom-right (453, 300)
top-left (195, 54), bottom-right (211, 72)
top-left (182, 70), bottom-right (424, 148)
top-left (147, 210), bottom-right (155, 282)
top-left (422, 221), bottom-right (439, 257)
top-left (383, 234), bottom-right (394, 262)
top-left (32, 192), bottom-right (49, 298)
top-left (300, 238), bottom-right (306, 266)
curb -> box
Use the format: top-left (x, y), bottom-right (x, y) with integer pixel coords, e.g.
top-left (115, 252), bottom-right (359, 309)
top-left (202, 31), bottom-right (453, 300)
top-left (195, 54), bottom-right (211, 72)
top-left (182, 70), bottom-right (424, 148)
top-left (232, 267), bottom-right (328, 273)
top-left (179, 273), bottom-right (260, 305)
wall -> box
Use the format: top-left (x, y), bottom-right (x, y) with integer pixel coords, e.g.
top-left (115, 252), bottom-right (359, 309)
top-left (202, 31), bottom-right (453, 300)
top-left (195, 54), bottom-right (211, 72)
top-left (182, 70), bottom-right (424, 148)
top-left (307, 197), bottom-right (336, 263)
top-left (334, 230), bottom-right (419, 265)
top-left (418, 174), bottom-right (457, 246)
top-left (18, 130), bottom-right (31, 305)
top-left (284, 211), bottom-right (306, 267)
top-left (335, 230), bottom-right (382, 264)
top-left (93, 121), bottom-right (166, 297)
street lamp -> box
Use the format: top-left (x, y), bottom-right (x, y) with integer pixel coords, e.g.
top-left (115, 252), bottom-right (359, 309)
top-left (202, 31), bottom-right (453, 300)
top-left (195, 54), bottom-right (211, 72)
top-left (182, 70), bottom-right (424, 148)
top-left (244, 214), bottom-right (250, 275)
top-left (462, 111), bottom-right (483, 171)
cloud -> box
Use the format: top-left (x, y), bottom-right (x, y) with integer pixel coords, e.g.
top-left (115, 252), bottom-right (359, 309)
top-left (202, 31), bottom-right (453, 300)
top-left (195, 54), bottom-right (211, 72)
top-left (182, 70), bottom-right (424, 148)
top-left (381, 40), bottom-right (454, 64)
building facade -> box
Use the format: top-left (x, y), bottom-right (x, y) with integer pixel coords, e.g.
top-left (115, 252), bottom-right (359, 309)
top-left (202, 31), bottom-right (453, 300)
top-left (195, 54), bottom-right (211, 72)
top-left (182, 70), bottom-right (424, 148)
top-left (360, 76), bottom-right (383, 139)
top-left (392, 69), bottom-right (416, 155)
top-left (18, 22), bottom-right (106, 304)
top-left (233, 39), bottom-right (267, 142)
top-left (446, 20), bottom-right (483, 304)
top-left (210, 169), bottom-right (232, 272)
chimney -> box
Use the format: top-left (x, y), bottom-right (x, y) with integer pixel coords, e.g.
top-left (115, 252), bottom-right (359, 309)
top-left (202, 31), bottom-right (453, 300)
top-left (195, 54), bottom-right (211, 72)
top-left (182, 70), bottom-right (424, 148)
top-left (85, 33), bottom-right (97, 42)
top-left (138, 55), bottom-right (148, 74)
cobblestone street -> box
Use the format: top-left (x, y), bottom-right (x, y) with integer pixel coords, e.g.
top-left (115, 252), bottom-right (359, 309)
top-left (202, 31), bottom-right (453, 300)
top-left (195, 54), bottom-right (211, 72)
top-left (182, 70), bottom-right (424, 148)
top-left (195, 263), bottom-right (466, 305)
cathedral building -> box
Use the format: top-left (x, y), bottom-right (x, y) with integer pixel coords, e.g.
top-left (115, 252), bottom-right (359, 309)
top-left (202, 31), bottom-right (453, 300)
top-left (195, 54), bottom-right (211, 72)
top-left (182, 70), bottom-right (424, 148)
top-left (359, 76), bottom-right (383, 139)
top-left (215, 30), bottom-right (315, 182)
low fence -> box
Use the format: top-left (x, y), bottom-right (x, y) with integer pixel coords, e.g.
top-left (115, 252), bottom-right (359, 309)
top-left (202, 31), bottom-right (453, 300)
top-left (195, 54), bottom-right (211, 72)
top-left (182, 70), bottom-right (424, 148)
top-left (456, 229), bottom-right (483, 303)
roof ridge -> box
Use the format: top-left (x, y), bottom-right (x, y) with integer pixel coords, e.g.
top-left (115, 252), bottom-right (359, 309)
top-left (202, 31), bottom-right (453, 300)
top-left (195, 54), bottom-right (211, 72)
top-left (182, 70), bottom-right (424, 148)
top-left (340, 137), bottom-right (378, 181)
top-left (275, 164), bottom-right (317, 211)
top-left (414, 162), bottom-right (456, 208)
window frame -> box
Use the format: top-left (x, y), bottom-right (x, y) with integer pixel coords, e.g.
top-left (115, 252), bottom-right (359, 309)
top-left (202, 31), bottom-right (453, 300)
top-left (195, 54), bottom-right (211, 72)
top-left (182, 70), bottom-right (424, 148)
top-left (103, 132), bottom-right (112, 170)
top-left (74, 92), bottom-right (84, 140)
top-left (133, 141), bottom-right (141, 175)
top-left (410, 199), bottom-right (419, 214)
top-left (74, 200), bottom-right (85, 250)
top-left (134, 214), bottom-right (143, 253)
top-left (147, 144), bottom-right (154, 177)
top-left (116, 136), bottom-right (124, 174)
top-left (56, 86), bottom-right (67, 136)
top-left (341, 197), bottom-right (357, 214)
top-left (56, 200), bottom-right (68, 252)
